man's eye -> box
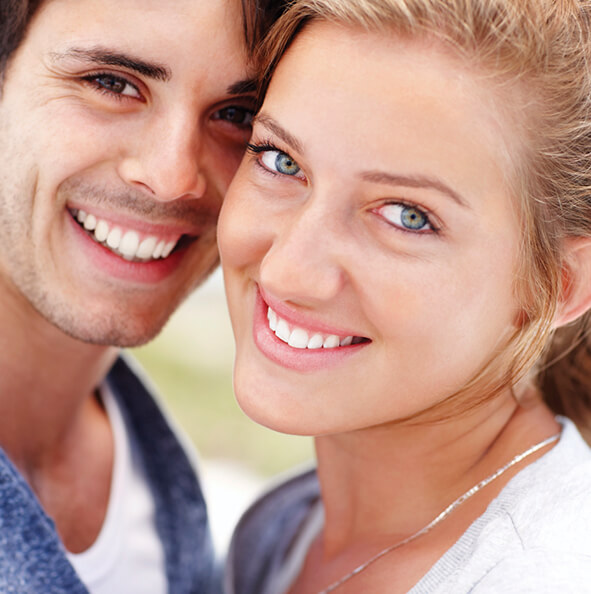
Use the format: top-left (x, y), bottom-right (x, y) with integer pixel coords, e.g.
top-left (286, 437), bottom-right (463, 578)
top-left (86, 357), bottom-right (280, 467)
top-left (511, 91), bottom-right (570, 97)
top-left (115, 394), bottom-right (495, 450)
top-left (213, 106), bottom-right (254, 127)
top-left (83, 74), bottom-right (141, 99)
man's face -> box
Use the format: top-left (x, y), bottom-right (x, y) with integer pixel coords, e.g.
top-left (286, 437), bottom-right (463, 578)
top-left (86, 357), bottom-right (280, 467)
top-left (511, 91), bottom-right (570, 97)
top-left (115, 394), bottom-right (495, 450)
top-left (0, 0), bottom-right (253, 346)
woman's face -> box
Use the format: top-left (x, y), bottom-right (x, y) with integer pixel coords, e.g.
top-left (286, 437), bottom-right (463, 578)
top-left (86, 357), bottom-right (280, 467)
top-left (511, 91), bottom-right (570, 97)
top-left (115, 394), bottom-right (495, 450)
top-left (219, 22), bottom-right (524, 435)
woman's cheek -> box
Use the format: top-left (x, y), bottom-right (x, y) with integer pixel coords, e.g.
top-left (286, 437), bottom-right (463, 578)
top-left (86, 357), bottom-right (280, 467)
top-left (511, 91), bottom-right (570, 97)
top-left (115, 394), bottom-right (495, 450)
top-left (219, 186), bottom-right (263, 270)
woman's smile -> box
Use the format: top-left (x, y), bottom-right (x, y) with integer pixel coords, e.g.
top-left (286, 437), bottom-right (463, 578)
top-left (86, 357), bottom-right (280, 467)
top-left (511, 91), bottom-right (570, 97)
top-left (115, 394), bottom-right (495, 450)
top-left (252, 287), bottom-right (371, 373)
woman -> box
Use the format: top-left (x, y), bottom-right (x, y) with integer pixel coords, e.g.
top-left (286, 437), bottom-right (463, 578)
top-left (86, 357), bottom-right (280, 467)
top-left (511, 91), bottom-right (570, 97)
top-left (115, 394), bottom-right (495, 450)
top-left (219, 0), bottom-right (591, 591)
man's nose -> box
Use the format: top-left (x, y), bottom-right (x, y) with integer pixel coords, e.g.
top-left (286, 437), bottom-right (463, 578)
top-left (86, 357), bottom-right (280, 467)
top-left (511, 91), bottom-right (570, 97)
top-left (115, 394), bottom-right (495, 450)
top-left (118, 111), bottom-right (207, 201)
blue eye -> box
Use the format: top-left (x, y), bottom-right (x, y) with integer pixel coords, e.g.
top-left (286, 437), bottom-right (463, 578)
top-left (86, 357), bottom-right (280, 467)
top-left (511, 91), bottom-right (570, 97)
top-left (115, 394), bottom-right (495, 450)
top-left (261, 150), bottom-right (302, 177)
top-left (401, 206), bottom-right (427, 229)
top-left (246, 142), bottom-right (307, 180)
top-left (379, 203), bottom-right (433, 232)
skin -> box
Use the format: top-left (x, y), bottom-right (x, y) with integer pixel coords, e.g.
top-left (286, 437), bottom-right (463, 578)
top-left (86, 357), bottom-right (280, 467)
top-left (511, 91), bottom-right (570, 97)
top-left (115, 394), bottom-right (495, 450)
top-left (0, 0), bottom-right (253, 552)
top-left (220, 23), bottom-right (560, 592)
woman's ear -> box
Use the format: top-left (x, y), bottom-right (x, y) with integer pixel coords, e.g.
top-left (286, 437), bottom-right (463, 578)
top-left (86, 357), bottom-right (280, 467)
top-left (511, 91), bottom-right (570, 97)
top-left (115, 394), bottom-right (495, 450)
top-left (554, 237), bottom-right (591, 328)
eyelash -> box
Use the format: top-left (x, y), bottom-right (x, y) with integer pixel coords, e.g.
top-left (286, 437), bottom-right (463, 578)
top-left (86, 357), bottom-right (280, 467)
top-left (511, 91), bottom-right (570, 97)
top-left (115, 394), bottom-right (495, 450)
top-left (80, 72), bottom-right (142, 102)
top-left (246, 140), bottom-right (278, 155)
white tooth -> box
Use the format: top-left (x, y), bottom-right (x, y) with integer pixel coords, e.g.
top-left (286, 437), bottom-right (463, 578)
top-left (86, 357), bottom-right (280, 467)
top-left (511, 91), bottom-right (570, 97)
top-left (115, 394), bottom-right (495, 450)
top-left (340, 336), bottom-right (353, 346)
top-left (288, 328), bottom-right (310, 349)
top-left (267, 308), bottom-right (278, 332)
top-left (323, 335), bottom-right (340, 348)
top-left (307, 334), bottom-right (324, 349)
top-left (119, 230), bottom-right (140, 259)
top-left (161, 240), bottom-right (176, 258)
top-left (136, 236), bottom-right (158, 260)
top-left (83, 214), bottom-right (97, 231)
top-left (275, 319), bottom-right (291, 343)
top-left (153, 240), bottom-right (166, 259)
top-left (77, 210), bottom-right (87, 224)
top-left (106, 227), bottom-right (122, 249)
top-left (94, 220), bottom-right (109, 242)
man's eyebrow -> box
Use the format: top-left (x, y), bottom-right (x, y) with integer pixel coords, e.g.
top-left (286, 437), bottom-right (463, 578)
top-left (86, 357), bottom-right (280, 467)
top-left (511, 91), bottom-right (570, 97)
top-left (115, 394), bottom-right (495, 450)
top-left (361, 171), bottom-right (469, 208)
top-left (51, 47), bottom-right (171, 82)
top-left (253, 113), bottom-right (304, 154)
top-left (227, 78), bottom-right (257, 95)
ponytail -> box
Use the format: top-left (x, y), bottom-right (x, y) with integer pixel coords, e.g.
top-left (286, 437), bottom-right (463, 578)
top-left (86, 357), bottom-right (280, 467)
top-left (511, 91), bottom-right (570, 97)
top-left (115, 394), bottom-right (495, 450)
top-left (538, 312), bottom-right (591, 442)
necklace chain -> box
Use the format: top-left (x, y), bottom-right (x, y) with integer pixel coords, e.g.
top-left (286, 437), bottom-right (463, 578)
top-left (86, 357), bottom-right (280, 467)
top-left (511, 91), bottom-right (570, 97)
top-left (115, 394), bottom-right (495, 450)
top-left (317, 433), bottom-right (560, 593)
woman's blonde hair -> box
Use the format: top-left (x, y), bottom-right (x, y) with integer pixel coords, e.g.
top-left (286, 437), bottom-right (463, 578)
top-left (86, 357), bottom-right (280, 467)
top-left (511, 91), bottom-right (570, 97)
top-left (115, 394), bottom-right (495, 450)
top-left (255, 0), bottom-right (591, 433)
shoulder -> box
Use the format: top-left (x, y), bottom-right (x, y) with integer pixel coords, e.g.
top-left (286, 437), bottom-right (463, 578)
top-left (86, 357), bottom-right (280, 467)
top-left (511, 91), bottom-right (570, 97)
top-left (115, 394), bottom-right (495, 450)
top-left (232, 466), bottom-right (320, 548)
top-left (415, 420), bottom-right (591, 593)
top-left (497, 418), bottom-right (591, 553)
top-left (225, 466), bottom-right (320, 594)
top-left (0, 451), bottom-right (88, 592)
top-left (472, 550), bottom-right (591, 593)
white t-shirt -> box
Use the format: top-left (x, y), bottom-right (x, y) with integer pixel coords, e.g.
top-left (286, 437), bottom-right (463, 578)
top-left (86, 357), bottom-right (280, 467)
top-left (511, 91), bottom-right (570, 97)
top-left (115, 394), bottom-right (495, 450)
top-left (67, 384), bottom-right (167, 593)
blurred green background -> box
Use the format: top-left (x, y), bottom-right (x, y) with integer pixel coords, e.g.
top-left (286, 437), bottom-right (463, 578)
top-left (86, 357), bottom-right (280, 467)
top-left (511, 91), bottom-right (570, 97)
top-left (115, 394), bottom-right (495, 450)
top-left (131, 269), bottom-right (314, 478)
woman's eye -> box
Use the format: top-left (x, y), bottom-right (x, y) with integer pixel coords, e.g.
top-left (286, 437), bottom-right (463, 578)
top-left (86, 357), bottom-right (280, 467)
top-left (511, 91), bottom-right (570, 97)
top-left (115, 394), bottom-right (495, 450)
top-left (213, 106), bottom-right (254, 128)
top-left (85, 74), bottom-right (141, 99)
top-left (261, 150), bottom-right (302, 177)
top-left (378, 203), bottom-right (433, 232)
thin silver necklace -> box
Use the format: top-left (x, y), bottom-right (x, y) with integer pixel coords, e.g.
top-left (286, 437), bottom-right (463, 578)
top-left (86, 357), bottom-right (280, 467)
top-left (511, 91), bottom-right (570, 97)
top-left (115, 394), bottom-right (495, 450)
top-left (318, 432), bottom-right (560, 593)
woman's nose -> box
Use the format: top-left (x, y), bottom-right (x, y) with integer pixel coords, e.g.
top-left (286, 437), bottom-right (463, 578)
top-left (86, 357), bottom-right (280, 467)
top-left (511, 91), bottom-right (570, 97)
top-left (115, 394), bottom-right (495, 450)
top-left (259, 197), bottom-right (347, 305)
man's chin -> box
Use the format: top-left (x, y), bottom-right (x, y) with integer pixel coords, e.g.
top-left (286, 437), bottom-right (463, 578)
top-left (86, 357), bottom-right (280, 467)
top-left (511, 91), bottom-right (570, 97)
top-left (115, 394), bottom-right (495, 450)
top-left (38, 304), bottom-right (171, 348)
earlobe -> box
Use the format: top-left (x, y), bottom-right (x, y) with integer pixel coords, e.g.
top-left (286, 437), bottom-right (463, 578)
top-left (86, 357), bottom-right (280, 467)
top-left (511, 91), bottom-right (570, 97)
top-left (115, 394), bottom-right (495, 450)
top-left (554, 238), bottom-right (591, 328)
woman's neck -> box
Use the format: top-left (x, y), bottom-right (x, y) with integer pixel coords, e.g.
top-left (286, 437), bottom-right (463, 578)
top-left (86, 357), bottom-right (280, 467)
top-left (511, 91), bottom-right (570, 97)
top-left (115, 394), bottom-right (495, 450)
top-left (314, 394), bottom-right (559, 555)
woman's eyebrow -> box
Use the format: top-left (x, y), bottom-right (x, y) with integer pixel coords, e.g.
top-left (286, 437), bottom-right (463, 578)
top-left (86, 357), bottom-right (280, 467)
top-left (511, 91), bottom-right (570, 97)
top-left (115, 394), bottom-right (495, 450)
top-left (50, 46), bottom-right (171, 81)
top-left (254, 113), bottom-right (468, 208)
top-left (361, 171), bottom-right (470, 208)
top-left (253, 112), bottom-right (304, 154)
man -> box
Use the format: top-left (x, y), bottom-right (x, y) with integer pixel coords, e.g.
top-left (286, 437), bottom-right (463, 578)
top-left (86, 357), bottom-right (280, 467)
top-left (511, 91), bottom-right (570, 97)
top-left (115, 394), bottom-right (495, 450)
top-left (0, 0), bottom-right (282, 591)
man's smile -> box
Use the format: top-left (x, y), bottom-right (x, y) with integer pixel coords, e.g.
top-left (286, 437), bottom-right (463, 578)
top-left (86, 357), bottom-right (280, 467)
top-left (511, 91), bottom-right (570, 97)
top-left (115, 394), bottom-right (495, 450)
top-left (69, 207), bottom-right (196, 262)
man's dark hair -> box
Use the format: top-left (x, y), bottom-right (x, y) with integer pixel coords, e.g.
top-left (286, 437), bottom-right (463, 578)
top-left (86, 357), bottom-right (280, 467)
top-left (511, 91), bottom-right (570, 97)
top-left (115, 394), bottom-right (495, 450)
top-left (0, 0), bottom-right (287, 80)
top-left (242, 0), bottom-right (288, 54)
top-left (0, 0), bottom-right (41, 76)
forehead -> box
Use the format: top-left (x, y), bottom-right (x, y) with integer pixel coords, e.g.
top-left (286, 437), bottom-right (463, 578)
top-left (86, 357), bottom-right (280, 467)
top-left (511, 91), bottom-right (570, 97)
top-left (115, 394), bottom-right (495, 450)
top-left (22, 0), bottom-right (248, 90)
top-left (266, 21), bottom-right (525, 201)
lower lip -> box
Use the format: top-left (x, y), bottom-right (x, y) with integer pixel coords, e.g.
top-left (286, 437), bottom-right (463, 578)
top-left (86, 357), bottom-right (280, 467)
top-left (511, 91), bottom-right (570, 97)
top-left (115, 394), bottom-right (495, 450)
top-left (252, 290), bottom-right (369, 372)
top-left (68, 213), bottom-right (188, 284)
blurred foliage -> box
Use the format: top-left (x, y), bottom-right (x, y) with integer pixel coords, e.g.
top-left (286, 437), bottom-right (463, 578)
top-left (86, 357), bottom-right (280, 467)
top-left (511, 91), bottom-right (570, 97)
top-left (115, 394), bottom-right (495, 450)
top-left (130, 271), bottom-right (314, 478)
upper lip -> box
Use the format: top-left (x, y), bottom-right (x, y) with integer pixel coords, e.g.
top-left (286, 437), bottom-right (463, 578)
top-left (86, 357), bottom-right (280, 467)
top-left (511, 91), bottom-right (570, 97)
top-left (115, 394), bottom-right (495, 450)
top-left (259, 285), bottom-right (369, 340)
top-left (67, 202), bottom-right (214, 238)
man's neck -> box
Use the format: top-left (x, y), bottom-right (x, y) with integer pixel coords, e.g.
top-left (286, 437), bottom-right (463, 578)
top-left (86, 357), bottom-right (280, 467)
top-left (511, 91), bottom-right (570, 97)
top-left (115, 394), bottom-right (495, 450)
top-left (0, 285), bottom-right (118, 472)
top-left (0, 286), bottom-right (121, 551)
